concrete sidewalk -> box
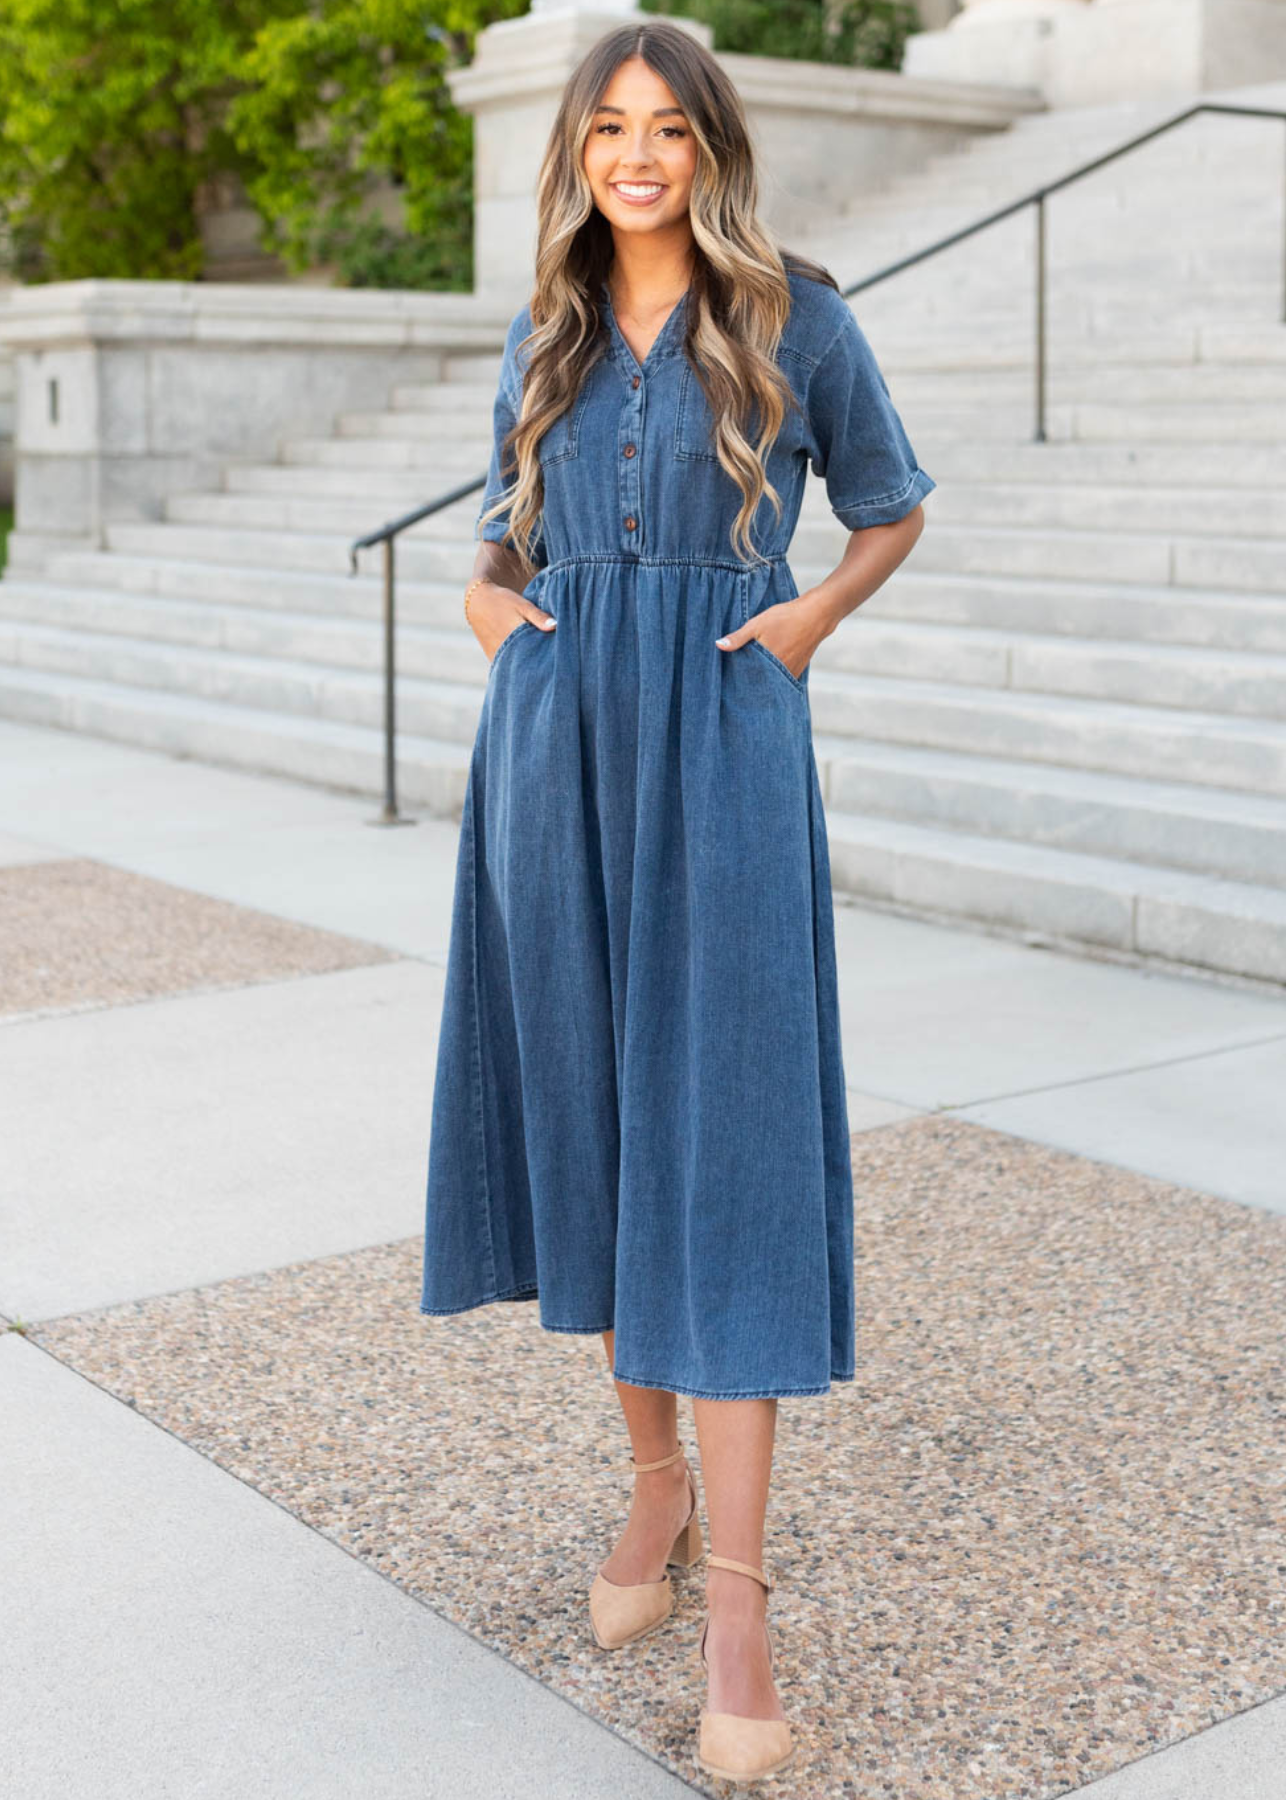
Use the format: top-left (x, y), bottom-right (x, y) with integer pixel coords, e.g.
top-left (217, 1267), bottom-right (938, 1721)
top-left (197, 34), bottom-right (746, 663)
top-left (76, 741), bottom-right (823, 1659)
top-left (2, 718), bottom-right (1283, 1799)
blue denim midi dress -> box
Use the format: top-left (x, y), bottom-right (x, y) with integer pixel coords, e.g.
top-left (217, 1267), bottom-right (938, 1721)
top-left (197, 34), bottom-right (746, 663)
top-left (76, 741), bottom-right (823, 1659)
top-left (420, 265), bottom-right (935, 1399)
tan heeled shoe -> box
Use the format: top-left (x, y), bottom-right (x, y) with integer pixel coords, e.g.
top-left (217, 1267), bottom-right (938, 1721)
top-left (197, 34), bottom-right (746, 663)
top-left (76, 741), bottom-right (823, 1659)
top-left (588, 1444), bottom-right (704, 1650)
top-left (696, 1555), bottom-right (796, 1783)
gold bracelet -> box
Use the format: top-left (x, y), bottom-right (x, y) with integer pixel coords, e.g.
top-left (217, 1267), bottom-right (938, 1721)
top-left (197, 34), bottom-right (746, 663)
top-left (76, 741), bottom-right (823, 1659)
top-left (463, 576), bottom-right (488, 624)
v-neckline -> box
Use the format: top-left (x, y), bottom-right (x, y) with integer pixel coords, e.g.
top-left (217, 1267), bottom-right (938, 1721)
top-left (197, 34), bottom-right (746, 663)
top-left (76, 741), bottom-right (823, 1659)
top-left (599, 277), bottom-right (689, 372)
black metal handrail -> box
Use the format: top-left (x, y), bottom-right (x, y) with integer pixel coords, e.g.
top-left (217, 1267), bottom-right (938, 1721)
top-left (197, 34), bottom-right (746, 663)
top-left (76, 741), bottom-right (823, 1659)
top-left (843, 101), bottom-right (1286, 443)
top-left (350, 98), bottom-right (1286, 824)
top-left (349, 476), bottom-right (487, 824)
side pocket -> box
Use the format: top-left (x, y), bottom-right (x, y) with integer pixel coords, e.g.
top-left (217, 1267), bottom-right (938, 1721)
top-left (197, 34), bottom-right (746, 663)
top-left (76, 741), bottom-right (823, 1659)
top-left (488, 618), bottom-right (537, 680)
top-left (748, 635), bottom-right (808, 695)
top-left (737, 578), bottom-right (808, 698)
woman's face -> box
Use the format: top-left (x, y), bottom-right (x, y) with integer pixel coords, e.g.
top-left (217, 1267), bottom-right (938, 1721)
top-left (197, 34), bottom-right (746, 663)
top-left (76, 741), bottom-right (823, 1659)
top-left (583, 55), bottom-right (697, 243)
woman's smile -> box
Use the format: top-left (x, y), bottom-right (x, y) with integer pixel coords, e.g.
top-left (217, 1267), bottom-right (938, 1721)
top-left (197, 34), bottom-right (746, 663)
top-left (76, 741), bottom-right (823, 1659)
top-left (610, 180), bottom-right (667, 206)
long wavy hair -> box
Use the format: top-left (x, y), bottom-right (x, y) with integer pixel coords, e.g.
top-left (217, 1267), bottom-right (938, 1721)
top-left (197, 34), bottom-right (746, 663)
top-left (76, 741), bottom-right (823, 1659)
top-left (477, 18), bottom-right (841, 573)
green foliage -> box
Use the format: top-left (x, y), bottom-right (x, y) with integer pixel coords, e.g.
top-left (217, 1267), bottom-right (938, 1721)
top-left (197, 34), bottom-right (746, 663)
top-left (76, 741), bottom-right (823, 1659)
top-left (0, 0), bottom-right (292, 280)
top-left (225, 0), bottom-right (519, 288)
top-left (0, 0), bottom-right (519, 288)
top-left (640, 0), bottom-right (920, 69)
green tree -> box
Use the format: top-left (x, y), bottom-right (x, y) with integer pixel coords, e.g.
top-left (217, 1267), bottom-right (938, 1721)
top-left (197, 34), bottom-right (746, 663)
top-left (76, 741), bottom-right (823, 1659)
top-left (640, 0), bottom-right (920, 69)
top-left (0, 0), bottom-right (519, 288)
top-left (226, 0), bottom-right (524, 290)
top-left (0, 0), bottom-right (291, 280)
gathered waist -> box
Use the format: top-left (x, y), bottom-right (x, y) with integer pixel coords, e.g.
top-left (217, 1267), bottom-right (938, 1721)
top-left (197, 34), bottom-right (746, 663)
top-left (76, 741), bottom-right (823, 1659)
top-left (535, 552), bottom-right (789, 578)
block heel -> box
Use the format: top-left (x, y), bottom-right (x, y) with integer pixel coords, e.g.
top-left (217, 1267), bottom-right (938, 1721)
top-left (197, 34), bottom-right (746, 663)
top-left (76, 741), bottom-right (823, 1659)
top-left (667, 1500), bottom-right (704, 1569)
top-left (588, 1443), bottom-right (704, 1650)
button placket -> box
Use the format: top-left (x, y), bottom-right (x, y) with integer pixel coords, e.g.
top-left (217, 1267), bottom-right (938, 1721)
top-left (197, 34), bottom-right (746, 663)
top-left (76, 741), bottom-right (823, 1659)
top-left (620, 372), bottom-right (644, 544)
top-left (600, 281), bottom-right (687, 553)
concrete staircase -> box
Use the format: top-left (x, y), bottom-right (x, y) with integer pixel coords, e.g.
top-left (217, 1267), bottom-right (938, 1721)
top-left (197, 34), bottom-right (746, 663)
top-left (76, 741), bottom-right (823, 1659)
top-left (1, 83), bottom-right (1284, 985)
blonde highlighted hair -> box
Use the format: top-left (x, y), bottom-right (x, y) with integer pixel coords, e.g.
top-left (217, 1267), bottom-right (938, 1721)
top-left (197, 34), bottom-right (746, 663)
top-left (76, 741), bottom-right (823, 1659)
top-left (478, 17), bottom-right (840, 572)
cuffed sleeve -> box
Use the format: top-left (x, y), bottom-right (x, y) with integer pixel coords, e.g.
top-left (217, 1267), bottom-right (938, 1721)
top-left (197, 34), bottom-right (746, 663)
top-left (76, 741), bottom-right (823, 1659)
top-left (805, 303), bottom-right (936, 530)
top-left (477, 308), bottom-right (547, 568)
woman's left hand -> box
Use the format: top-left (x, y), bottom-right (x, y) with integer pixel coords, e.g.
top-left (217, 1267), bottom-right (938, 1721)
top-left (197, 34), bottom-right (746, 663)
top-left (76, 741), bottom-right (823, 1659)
top-left (714, 593), bottom-right (834, 681)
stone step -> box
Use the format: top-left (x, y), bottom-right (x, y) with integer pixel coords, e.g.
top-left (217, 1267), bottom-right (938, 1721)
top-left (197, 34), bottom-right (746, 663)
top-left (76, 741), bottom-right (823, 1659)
top-left (853, 172), bottom-right (1282, 212)
top-left (2, 653), bottom-right (1281, 983)
top-left (343, 392), bottom-right (1252, 440)
top-left (0, 582), bottom-right (489, 688)
top-left (370, 366), bottom-right (1286, 421)
top-left (164, 490), bottom-right (486, 537)
top-left (824, 618), bottom-right (1286, 721)
top-left (904, 401), bottom-right (1286, 445)
top-left (164, 478), bottom-right (1286, 542)
top-left (269, 431), bottom-right (1286, 491)
top-left (224, 463), bottom-right (495, 500)
top-left (426, 327), bottom-right (1286, 381)
top-left (0, 619), bottom-right (485, 742)
top-left (908, 440), bottom-right (1286, 485)
top-left (807, 671), bottom-right (1286, 797)
top-left (854, 297), bottom-right (1285, 339)
top-left (101, 520), bottom-right (467, 582)
top-left (904, 522), bottom-right (1286, 595)
top-left (29, 554), bottom-right (1286, 655)
top-left (330, 395), bottom-right (1286, 449)
top-left (911, 481), bottom-right (1286, 538)
top-left (879, 366), bottom-right (1286, 402)
top-left (850, 194), bottom-right (1282, 241)
top-left (210, 462), bottom-right (1286, 544)
top-left (31, 552), bottom-right (471, 623)
top-left (825, 325), bottom-right (1286, 370)
top-left (279, 434), bottom-right (495, 471)
top-left (8, 577), bottom-right (1286, 721)
top-left (0, 663), bottom-right (471, 814)
top-left (821, 809), bottom-right (1286, 986)
top-left (95, 514), bottom-right (1286, 598)
top-left (1068, 399), bottom-right (1286, 445)
top-left (859, 569), bottom-right (1286, 655)
top-left (4, 614), bottom-right (1284, 797)
top-left (815, 736), bottom-right (1286, 888)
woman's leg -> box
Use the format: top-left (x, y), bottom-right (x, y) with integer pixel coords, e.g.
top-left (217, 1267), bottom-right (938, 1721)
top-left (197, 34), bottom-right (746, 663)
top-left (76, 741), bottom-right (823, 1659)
top-left (693, 1396), bottom-right (785, 1721)
top-left (599, 1330), bottom-right (697, 1584)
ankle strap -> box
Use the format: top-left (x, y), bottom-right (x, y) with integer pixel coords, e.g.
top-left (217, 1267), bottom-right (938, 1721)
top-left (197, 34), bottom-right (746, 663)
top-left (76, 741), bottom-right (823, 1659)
top-left (629, 1444), bottom-right (685, 1472)
top-left (707, 1554), bottom-right (772, 1592)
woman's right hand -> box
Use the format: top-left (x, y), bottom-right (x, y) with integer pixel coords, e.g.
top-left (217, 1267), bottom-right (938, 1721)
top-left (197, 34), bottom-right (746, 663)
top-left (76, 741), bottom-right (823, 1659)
top-left (468, 579), bottom-right (557, 663)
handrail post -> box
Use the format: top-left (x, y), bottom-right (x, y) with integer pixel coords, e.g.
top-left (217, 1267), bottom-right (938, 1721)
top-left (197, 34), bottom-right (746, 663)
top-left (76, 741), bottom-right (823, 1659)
top-left (370, 533), bottom-right (412, 827)
top-left (1034, 190), bottom-right (1047, 443)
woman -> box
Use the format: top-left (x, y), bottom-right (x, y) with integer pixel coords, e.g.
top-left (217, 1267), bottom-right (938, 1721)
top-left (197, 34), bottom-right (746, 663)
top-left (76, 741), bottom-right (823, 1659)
top-left (421, 18), bottom-right (934, 1784)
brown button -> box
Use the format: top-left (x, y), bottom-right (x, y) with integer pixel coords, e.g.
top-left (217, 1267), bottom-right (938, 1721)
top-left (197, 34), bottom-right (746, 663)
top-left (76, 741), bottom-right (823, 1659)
top-left (631, 375), bottom-right (640, 389)
top-left (623, 515), bottom-right (637, 531)
top-left (623, 443), bottom-right (636, 458)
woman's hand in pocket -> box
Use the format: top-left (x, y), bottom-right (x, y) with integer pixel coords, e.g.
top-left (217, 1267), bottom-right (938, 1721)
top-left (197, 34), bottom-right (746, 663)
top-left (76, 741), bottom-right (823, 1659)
top-left (714, 591), bottom-right (833, 680)
top-left (468, 580), bottom-right (557, 663)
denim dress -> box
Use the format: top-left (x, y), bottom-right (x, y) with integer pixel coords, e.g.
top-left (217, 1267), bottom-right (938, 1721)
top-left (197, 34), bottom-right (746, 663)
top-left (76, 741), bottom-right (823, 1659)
top-left (420, 265), bottom-right (935, 1399)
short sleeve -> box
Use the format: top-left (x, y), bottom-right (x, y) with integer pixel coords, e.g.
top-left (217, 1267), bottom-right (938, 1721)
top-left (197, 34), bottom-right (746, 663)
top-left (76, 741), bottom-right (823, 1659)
top-left (804, 304), bottom-right (936, 530)
top-left (476, 308), bottom-right (547, 568)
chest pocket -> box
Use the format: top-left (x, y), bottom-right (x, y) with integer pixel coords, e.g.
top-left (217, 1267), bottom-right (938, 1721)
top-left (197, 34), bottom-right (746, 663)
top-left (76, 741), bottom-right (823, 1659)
top-left (675, 359), bottom-right (811, 467)
top-left (537, 387), bottom-right (591, 465)
top-left (675, 363), bottom-right (720, 462)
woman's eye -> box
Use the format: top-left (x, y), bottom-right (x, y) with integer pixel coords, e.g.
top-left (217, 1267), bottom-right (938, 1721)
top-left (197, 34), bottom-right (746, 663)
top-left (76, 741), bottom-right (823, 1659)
top-left (594, 123), bottom-right (686, 138)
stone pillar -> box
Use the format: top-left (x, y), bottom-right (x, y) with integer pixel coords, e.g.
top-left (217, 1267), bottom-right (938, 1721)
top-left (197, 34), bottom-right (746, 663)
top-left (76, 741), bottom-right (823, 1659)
top-left (904, 0), bottom-right (1090, 95)
top-left (905, 0), bottom-right (1286, 102)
